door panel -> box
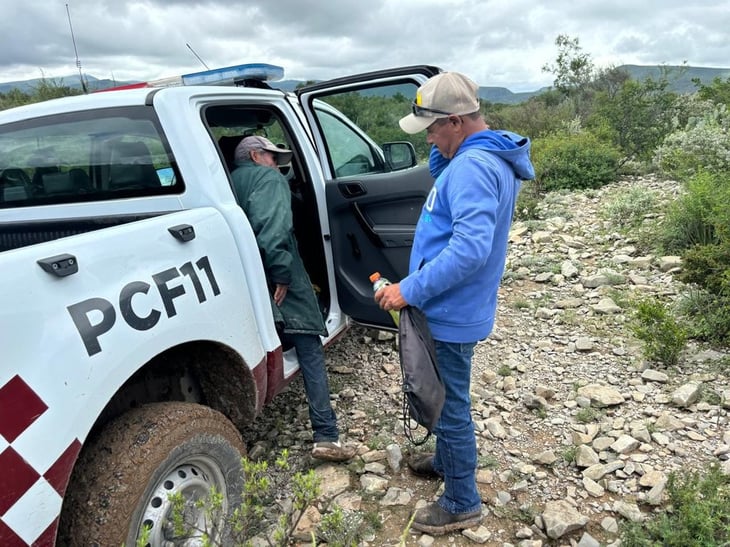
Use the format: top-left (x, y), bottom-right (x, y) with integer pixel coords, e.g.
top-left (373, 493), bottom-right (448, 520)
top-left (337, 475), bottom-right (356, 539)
top-left (325, 165), bottom-right (433, 327)
top-left (299, 66), bottom-right (440, 328)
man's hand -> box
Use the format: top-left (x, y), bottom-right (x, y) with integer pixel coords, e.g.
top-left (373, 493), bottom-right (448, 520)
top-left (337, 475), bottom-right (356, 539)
top-left (374, 282), bottom-right (408, 311)
top-left (274, 284), bottom-right (288, 306)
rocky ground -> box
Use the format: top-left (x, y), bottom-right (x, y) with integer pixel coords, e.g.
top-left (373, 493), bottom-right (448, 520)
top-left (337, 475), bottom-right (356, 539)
top-left (241, 175), bottom-right (730, 546)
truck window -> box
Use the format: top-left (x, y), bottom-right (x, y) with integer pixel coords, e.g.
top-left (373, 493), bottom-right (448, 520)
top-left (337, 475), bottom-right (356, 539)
top-left (0, 106), bottom-right (181, 208)
top-left (315, 106), bottom-right (379, 177)
top-left (308, 82), bottom-right (419, 179)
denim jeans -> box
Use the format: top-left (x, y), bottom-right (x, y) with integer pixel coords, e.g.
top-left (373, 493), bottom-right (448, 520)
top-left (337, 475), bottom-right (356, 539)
top-left (431, 340), bottom-right (481, 514)
top-left (284, 333), bottom-right (339, 442)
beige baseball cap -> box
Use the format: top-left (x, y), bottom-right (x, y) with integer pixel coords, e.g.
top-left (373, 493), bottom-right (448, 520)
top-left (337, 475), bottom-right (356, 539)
top-left (399, 72), bottom-right (481, 134)
top-left (235, 135), bottom-right (293, 166)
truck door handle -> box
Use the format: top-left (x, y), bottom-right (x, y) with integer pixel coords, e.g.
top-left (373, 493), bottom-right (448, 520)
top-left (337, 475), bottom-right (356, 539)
top-left (339, 182), bottom-right (366, 198)
top-left (37, 253), bottom-right (79, 277)
top-left (168, 224), bottom-right (196, 242)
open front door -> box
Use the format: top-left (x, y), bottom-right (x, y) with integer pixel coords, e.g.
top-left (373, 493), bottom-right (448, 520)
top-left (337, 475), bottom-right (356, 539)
top-left (298, 66), bottom-right (440, 328)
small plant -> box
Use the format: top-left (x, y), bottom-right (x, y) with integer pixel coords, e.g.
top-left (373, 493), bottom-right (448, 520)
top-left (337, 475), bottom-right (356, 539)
top-left (291, 469), bottom-right (321, 511)
top-left (602, 271), bottom-right (627, 286)
top-left (135, 524), bottom-right (152, 547)
top-left (558, 309), bottom-right (578, 325)
top-left (159, 450), bottom-right (323, 546)
top-left (160, 488), bottom-right (221, 545)
top-left (518, 504), bottom-right (540, 524)
top-left (621, 464), bottom-right (730, 546)
top-left (317, 505), bottom-right (380, 547)
top-left (630, 297), bottom-right (688, 367)
top-left (699, 384), bottom-right (722, 406)
top-left (601, 186), bottom-right (658, 228)
top-left (497, 364), bottom-right (513, 377)
top-left (365, 432), bottom-right (391, 450)
top-left (517, 254), bottom-right (562, 275)
top-left (575, 408), bottom-right (600, 424)
top-left (400, 512), bottom-right (416, 545)
top-left (511, 297), bottom-right (531, 310)
top-left (676, 287), bottom-right (730, 347)
top-left (606, 288), bottom-right (630, 309)
top-left (478, 454), bottom-right (500, 470)
top-left (561, 446), bottom-right (577, 464)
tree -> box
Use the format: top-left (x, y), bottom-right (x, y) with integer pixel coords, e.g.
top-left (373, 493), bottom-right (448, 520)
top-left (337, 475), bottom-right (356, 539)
top-left (592, 66), bottom-right (631, 100)
top-left (542, 35), bottom-right (595, 97)
top-left (590, 77), bottom-right (678, 162)
top-left (693, 76), bottom-right (730, 107)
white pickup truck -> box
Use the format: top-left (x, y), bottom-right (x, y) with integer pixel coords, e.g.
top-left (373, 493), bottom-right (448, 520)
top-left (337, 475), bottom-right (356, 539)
top-left (0, 63), bottom-right (438, 546)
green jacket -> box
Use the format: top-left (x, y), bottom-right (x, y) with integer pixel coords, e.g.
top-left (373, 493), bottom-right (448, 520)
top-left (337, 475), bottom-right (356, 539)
top-left (231, 160), bottom-right (327, 336)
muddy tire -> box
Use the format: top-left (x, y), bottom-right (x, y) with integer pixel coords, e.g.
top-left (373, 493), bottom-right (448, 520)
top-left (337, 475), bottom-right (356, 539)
top-left (58, 402), bottom-right (245, 547)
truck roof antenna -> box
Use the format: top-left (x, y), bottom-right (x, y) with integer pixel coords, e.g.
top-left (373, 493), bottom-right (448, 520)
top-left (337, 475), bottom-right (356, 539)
top-left (65, 3), bottom-right (88, 94)
top-left (186, 43), bottom-right (210, 70)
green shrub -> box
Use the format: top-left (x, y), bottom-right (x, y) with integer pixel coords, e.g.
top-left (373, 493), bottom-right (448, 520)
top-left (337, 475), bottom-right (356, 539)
top-left (621, 464), bottom-right (730, 546)
top-left (659, 171), bottom-right (725, 253)
top-left (677, 289), bottom-right (730, 346)
top-left (653, 122), bottom-right (730, 180)
top-left (655, 169), bottom-right (730, 347)
top-left (680, 239), bottom-right (730, 296)
top-left (630, 297), bottom-right (687, 367)
top-left (317, 505), bottom-right (380, 547)
top-left (695, 75), bottom-right (730, 107)
top-left (677, 268), bottom-right (730, 348)
top-left (589, 77), bottom-right (678, 162)
top-left (532, 131), bottom-right (620, 192)
top-left (601, 185), bottom-right (658, 228)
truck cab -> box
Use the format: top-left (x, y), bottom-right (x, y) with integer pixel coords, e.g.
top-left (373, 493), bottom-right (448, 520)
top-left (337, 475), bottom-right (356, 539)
top-left (0, 63), bottom-right (439, 546)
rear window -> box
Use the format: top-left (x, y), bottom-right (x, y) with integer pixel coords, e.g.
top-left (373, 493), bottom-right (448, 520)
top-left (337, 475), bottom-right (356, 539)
top-left (0, 106), bottom-right (182, 209)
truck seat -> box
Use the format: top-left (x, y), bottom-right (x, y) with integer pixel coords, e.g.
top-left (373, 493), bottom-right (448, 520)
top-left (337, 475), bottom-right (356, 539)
top-left (108, 141), bottom-right (160, 189)
top-left (217, 135), bottom-right (243, 172)
top-left (0, 168), bottom-right (32, 203)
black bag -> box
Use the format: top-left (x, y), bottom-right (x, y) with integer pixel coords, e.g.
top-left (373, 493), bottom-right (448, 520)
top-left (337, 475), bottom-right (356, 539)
top-left (398, 305), bottom-right (444, 445)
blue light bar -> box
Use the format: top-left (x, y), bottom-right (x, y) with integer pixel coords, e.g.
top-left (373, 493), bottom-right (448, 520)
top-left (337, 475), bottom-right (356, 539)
top-left (181, 63), bottom-right (285, 86)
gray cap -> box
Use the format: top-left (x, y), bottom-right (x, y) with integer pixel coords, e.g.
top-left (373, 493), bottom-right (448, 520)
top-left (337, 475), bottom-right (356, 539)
top-left (234, 135), bottom-right (293, 166)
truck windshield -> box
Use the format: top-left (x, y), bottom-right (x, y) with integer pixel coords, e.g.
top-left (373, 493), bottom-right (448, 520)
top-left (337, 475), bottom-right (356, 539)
top-left (0, 106), bottom-right (181, 209)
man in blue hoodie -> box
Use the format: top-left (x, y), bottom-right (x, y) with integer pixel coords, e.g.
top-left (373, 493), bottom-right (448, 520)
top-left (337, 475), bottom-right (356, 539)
top-left (375, 71), bottom-right (534, 535)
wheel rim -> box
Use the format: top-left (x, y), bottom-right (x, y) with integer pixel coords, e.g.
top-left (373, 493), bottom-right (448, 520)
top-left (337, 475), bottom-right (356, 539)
top-left (136, 455), bottom-right (228, 546)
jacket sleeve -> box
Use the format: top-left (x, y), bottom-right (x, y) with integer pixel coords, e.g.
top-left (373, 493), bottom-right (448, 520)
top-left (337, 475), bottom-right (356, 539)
top-left (240, 169), bottom-right (294, 285)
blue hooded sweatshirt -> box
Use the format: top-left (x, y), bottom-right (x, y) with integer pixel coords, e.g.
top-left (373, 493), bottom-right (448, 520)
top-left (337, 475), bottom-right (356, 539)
top-left (399, 129), bottom-right (534, 343)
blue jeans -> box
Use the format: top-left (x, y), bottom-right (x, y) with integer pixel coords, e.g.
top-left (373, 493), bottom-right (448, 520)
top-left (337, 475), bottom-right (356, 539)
top-left (284, 333), bottom-right (339, 443)
top-left (431, 340), bottom-right (481, 514)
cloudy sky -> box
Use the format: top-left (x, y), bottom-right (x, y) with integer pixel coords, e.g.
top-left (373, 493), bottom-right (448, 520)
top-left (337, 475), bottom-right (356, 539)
top-left (2, 0), bottom-right (728, 91)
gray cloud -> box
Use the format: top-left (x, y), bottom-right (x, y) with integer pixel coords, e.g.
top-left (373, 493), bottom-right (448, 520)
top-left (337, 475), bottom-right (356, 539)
top-left (1, 0), bottom-right (728, 91)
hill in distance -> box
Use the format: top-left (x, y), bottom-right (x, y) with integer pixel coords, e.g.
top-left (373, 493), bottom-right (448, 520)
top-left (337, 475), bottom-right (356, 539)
top-left (2, 65), bottom-right (728, 105)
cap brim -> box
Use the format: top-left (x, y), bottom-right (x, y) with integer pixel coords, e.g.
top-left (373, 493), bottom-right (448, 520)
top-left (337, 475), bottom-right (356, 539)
top-left (273, 150), bottom-right (293, 166)
top-left (261, 145), bottom-right (293, 165)
top-left (398, 113), bottom-right (443, 134)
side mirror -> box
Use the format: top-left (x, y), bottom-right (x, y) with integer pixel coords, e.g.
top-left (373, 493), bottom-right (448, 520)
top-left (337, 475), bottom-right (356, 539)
top-left (382, 141), bottom-right (417, 171)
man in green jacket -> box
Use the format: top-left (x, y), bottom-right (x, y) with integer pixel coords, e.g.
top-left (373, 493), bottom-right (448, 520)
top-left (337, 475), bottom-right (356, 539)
top-left (231, 135), bottom-right (354, 462)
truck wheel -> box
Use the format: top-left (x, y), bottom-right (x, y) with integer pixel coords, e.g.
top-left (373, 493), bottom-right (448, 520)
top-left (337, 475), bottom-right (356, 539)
top-left (58, 402), bottom-right (245, 547)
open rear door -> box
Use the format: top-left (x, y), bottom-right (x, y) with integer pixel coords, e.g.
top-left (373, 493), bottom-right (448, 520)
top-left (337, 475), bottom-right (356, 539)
top-left (298, 66), bottom-right (440, 328)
